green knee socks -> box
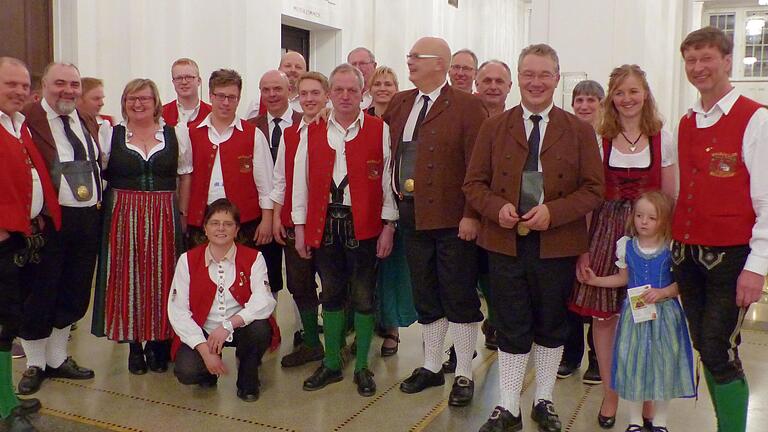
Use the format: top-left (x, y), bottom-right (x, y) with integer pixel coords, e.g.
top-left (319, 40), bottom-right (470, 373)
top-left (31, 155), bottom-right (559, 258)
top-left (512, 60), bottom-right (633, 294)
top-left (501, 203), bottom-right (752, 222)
top-left (704, 367), bottom-right (749, 432)
top-left (0, 350), bottom-right (19, 419)
top-left (354, 313), bottom-right (375, 372)
top-left (322, 310), bottom-right (345, 371)
top-left (299, 310), bottom-right (321, 349)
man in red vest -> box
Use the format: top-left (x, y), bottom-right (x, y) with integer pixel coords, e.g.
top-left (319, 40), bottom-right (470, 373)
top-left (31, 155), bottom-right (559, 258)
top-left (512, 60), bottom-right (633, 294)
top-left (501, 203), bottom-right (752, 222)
top-left (244, 52), bottom-right (306, 120)
top-left (270, 72), bottom-right (328, 368)
top-left (293, 64), bottom-right (397, 397)
top-left (0, 56), bottom-right (62, 432)
top-left (673, 27), bottom-right (768, 432)
top-left (161, 58), bottom-right (211, 127)
top-left (168, 199), bottom-right (275, 402)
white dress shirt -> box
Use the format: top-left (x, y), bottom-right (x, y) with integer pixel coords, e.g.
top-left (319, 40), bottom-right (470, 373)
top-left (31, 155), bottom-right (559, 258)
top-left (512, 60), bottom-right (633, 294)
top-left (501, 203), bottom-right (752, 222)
top-left (270, 118), bottom-right (309, 207)
top-left (101, 123), bottom-right (193, 174)
top-left (244, 91), bottom-right (302, 120)
top-left (292, 110), bottom-right (398, 225)
top-left (267, 106), bottom-right (296, 150)
top-left (179, 114), bottom-right (274, 209)
top-left (174, 100), bottom-right (203, 126)
top-left (42, 99), bottom-right (105, 207)
top-left (168, 245), bottom-right (277, 349)
top-left (403, 81), bottom-right (447, 142)
top-left (686, 87), bottom-right (768, 275)
top-left (1, 110), bottom-right (43, 218)
top-left (521, 102), bottom-right (555, 172)
top-left (360, 91), bottom-right (373, 110)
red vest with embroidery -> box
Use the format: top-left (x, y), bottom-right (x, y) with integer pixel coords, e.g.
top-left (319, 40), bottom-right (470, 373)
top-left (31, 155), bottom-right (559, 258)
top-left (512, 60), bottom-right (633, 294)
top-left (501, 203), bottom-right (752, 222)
top-left (305, 116), bottom-right (384, 247)
top-left (281, 123), bottom-right (301, 228)
top-left (170, 244), bottom-right (259, 357)
top-left (602, 132), bottom-right (662, 201)
top-left (162, 100), bottom-right (212, 127)
top-left (0, 124), bottom-right (61, 234)
top-left (188, 122), bottom-right (262, 227)
top-left (672, 96), bottom-right (762, 245)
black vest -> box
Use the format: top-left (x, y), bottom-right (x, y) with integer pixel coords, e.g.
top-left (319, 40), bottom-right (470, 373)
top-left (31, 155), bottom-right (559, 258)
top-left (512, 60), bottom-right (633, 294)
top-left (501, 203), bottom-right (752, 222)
top-left (104, 125), bottom-right (179, 191)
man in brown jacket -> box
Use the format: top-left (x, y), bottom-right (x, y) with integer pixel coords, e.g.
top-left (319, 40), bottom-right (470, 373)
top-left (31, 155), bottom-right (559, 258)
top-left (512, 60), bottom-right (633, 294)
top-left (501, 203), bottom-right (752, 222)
top-left (383, 37), bottom-right (488, 407)
top-left (464, 44), bottom-right (603, 432)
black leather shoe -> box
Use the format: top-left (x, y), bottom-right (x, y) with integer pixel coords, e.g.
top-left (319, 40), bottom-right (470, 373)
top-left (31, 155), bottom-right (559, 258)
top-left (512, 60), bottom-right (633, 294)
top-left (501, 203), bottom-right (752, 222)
top-left (598, 398), bottom-right (616, 429)
top-left (556, 362), bottom-right (579, 379)
top-left (303, 365), bottom-right (343, 391)
top-left (198, 376), bottom-right (218, 388)
top-left (442, 346), bottom-right (478, 374)
top-left (293, 330), bottom-right (304, 348)
top-left (12, 398), bottom-right (41, 416)
top-left (448, 375), bottom-right (474, 406)
top-left (582, 360), bottom-right (602, 385)
top-left (353, 368), bottom-right (376, 397)
top-left (624, 424), bottom-right (644, 432)
top-left (128, 351), bottom-right (147, 375)
top-left (400, 367), bottom-right (444, 394)
top-left (236, 387), bottom-right (260, 402)
top-left (482, 320), bottom-right (498, 351)
top-left (4, 412), bottom-right (37, 432)
top-left (46, 357), bottom-right (94, 380)
top-left (17, 367), bottom-right (45, 395)
top-left (281, 344), bottom-right (325, 368)
top-left (479, 406), bottom-right (523, 432)
top-left (531, 399), bottom-right (562, 432)
top-left (145, 346), bottom-right (168, 373)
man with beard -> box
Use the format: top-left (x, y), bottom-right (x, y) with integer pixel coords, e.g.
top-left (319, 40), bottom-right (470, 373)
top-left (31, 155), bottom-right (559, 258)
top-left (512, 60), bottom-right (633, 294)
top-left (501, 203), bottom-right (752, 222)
top-left (162, 58), bottom-right (211, 127)
top-left (245, 51), bottom-right (306, 119)
top-left (347, 47), bottom-right (377, 109)
top-left (17, 62), bottom-right (105, 395)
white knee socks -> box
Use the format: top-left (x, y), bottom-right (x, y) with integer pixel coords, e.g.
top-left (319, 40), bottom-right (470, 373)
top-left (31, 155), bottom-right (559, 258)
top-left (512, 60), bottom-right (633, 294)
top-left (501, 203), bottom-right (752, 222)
top-left (499, 350), bottom-right (529, 415)
top-left (422, 318), bottom-right (448, 373)
top-left (533, 343), bottom-right (563, 402)
top-left (448, 321), bottom-right (479, 379)
top-left (46, 325), bottom-right (71, 368)
top-left (20, 338), bottom-right (47, 369)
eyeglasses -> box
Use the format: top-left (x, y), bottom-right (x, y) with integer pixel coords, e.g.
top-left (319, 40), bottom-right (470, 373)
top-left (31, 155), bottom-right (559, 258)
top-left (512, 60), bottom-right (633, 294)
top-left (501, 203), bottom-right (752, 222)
top-left (126, 96), bottom-right (154, 104)
top-left (407, 53), bottom-right (441, 60)
top-left (450, 65), bottom-right (476, 73)
top-left (206, 220), bottom-right (237, 229)
top-left (211, 92), bottom-right (240, 102)
top-left (172, 75), bottom-right (198, 83)
top-left (519, 71), bottom-right (557, 82)
top-left (350, 61), bottom-right (373, 68)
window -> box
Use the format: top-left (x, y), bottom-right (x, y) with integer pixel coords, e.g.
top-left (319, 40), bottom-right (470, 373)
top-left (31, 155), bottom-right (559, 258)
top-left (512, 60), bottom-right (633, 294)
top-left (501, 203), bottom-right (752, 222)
top-left (744, 12), bottom-right (768, 77)
top-left (705, 6), bottom-right (768, 80)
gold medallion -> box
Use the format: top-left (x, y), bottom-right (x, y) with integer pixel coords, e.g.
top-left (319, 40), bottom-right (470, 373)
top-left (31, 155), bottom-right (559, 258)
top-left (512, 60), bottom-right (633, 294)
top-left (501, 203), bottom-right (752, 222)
top-left (516, 224), bottom-right (530, 236)
top-left (404, 178), bottom-right (415, 193)
top-left (76, 185), bottom-right (91, 200)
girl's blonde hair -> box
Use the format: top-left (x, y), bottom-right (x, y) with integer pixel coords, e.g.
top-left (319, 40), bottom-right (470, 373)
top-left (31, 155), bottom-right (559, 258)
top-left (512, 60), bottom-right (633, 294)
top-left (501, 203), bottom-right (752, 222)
top-left (625, 191), bottom-right (674, 243)
top-left (598, 64), bottom-right (663, 140)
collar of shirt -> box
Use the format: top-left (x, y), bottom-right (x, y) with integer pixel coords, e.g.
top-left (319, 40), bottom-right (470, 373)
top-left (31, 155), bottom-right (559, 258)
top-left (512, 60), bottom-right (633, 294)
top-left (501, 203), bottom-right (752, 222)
top-left (177, 99), bottom-right (201, 113)
top-left (289, 94), bottom-right (300, 104)
top-left (119, 121), bottom-right (165, 142)
top-left (0, 110), bottom-right (25, 135)
top-left (204, 244), bottom-right (237, 267)
top-left (197, 113), bottom-right (243, 132)
top-left (418, 80), bottom-right (448, 103)
top-left (521, 102), bottom-right (554, 123)
top-left (298, 117), bottom-right (310, 132)
top-left (328, 109), bottom-right (365, 135)
top-left (42, 98), bottom-right (79, 123)
top-left (267, 106), bottom-right (294, 126)
top-left (688, 86), bottom-right (739, 117)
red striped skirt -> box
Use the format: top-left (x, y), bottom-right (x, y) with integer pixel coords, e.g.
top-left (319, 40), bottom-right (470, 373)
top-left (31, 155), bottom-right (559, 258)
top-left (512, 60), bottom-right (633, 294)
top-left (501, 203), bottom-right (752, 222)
top-left (103, 189), bottom-right (179, 342)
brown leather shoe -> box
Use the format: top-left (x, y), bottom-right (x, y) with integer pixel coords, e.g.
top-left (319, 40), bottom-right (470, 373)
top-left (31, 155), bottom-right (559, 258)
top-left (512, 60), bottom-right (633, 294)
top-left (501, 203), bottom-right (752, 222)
top-left (281, 345), bottom-right (324, 368)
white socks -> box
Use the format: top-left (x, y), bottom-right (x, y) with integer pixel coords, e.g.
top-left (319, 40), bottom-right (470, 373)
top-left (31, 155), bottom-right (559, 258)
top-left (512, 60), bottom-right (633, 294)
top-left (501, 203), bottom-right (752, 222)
top-left (20, 338), bottom-right (47, 369)
top-left (533, 344), bottom-right (563, 402)
top-left (654, 401), bottom-right (669, 427)
top-left (628, 400), bottom-right (643, 426)
top-left (448, 321), bottom-right (479, 379)
top-left (46, 325), bottom-right (71, 368)
top-left (499, 350), bottom-right (529, 415)
top-left (422, 318), bottom-right (449, 373)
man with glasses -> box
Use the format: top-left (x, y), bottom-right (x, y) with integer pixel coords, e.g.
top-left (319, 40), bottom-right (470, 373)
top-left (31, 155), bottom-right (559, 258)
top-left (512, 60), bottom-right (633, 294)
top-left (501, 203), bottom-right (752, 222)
top-left (464, 44), bottom-right (603, 432)
top-left (183, 69), bottom-right (274, 254)
top-left (383, 37), bottom-right (487, 407)
top-left (17, 62), bottom-right (106, 395)
top-left (347, 47), bottom-right (378, 109)
top-left (448, 49), bottom-right (478, 94)
top-left (245, 51), bottom-right (306, 120)
top-left (162, 58), bottom-right (211, 127)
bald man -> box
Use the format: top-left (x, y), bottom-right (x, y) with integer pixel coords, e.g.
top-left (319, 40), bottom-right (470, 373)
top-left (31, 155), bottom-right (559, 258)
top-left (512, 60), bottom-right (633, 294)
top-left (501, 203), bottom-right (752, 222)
top-left (383, 37), bottom-right (488, 407)
top-left (245, 51), bottom-right (307, 120)
top-left (475, 60), bottom-right (513, 117)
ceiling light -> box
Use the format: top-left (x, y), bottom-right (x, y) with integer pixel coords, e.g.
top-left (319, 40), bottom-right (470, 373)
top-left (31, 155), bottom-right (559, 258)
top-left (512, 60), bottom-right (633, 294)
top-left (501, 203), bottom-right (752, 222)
top-left (760, 0), bottom-right (768, 6)
top-left (744, 56), bottom-right (758, 65)
top-left (746, 16), bottom-right (765, 36)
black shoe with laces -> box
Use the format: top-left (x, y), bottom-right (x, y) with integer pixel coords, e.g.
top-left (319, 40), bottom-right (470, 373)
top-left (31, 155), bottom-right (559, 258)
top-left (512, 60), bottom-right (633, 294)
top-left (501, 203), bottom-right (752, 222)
top-left (530, 399), bottom-right (562, 432)
top-left (353, 368), bottom-right (376, 397)
top-left (399, 367), bottom-right (444, 393)
top-left (479, 406), bottom-right (522, 432)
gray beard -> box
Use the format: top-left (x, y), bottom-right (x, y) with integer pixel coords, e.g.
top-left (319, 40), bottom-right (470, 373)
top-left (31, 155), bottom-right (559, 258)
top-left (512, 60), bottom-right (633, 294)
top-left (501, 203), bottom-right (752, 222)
top-left (55, 100), bottom-right (77, 115)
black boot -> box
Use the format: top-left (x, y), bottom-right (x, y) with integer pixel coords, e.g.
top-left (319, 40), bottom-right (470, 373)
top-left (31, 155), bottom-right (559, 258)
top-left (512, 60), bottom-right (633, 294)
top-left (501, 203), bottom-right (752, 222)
top-left (128, 342), bottom-right (147, 375)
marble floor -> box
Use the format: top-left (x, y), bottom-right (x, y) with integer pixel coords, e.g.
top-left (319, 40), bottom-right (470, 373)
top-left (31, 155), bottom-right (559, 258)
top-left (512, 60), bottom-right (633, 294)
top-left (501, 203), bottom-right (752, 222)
top-left (5, 292), bottom-right (768, 432)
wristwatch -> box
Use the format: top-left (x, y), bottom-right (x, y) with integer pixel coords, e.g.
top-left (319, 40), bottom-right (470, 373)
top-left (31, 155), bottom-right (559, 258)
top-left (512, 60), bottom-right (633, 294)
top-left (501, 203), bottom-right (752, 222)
top-left (383, 219), bottom-right (398, 229)
top-left (222, 319), bottom-right (234, 334)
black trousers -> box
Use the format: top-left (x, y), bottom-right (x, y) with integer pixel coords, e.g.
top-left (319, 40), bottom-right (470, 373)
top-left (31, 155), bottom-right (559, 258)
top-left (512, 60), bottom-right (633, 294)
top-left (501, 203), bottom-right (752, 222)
top-left (19, 207), bottom-right (100, 340)
top-left (0, 234), bottom-right (25, 349)
top-left (398, 199), bottom-right (482, 324)
top-left (673, 241), bottom-right (749, 384)
top-left (561, 310), bottom-right (596, 367)
top-left (489, 232), bottom-right (577, 354)
top-left (173, 319), bottom-right (271, 393)
top-left (314, 211), bottom-right (378, 314)
top-left (284, 228), bottom-right (319, 312)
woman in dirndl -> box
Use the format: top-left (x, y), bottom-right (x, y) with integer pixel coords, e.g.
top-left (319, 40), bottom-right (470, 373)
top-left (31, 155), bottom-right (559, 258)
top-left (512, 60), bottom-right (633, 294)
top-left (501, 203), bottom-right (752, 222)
top-left (569, 64), bottom-right (676, 428)
top-left (92, 78), bottom-right (192, 374)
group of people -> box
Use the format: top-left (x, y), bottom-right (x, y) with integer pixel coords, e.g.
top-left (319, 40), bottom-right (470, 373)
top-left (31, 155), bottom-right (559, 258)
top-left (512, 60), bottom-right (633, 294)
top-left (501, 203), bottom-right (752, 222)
top-left (0, 24), bottom-right (764, 432)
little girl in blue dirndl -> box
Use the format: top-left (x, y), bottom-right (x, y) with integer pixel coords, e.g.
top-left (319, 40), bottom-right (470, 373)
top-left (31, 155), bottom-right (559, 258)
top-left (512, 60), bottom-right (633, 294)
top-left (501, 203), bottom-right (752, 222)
top-left (584, 191), bottom-right (695, 432)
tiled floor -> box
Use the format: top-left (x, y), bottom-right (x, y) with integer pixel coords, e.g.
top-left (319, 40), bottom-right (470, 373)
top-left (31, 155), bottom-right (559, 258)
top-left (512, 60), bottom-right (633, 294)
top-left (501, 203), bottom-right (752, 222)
top-left (6, 292), bottom-right (768, 432)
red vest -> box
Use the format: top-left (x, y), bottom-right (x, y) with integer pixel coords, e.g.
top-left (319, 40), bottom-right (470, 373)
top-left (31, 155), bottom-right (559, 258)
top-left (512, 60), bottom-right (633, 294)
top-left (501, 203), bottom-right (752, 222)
top-left (673, 96), bottom-right (762, 245)
top-left (281, 123), bottom-right (302, 228)
top-left (162, 100), bottom-right (212, 127)
top-left (187, 121), bottom-right (262, 227)
top-left (170, 244), bottom-right (260, 358)
top-left (602, 132), bottom-right (662, 201)
top-left (305, 116), bottom-right (384, 247)
top-left (0, 124), bottom-right (61, 234)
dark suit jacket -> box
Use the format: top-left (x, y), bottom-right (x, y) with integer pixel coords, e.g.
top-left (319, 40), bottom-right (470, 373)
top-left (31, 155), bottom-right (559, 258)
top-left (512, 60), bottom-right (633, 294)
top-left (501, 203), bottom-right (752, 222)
top-left (383, 84), bottom-right (487, 230)
top-left (22, 101), bottom-right (101, 174)
top-left (463, 105), bottom-right (604, 258)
